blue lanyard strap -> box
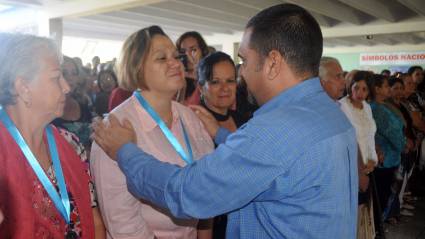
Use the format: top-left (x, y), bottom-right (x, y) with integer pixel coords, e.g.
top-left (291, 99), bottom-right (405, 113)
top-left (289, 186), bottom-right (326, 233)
top-left (133, 91), bottom-right (194, 165)
top-left (0, 107), bottom-right (70, 224)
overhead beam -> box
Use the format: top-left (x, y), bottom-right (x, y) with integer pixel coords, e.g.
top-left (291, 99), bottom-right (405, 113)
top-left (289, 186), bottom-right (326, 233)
top-left (322, 19), bottom-right (425, 38)
top-left (147, 1), bottom-right (247, 25)
top-left (397, 0), bottom-right (425, 16)
top-left (286, 0), bottom-right (369, 25)
top-left (0, 0), bottom-right (41, 7)
top-left (394, 34), bottom-right (425, 44)
top-left (338, 0), bottom-right (400, 22)
top-left (324, 43), bottom-right (425, 54)
top-left (180, 0), bottom-right (258, 19)
top-left (340, 36), bottom-right (377, 46)
top-left (82, 14), bottom-right (211, 35)
top-left (128, 5), bottom-right (245, 30)
top-left (230, 0), bottom-right (340, 27)
top-left (227, 0), bottom-right (281, 10)
top-left (43, 0), bottom-right (166, 19)
top-left (329, 38), bottom-right (356, 47)
top-left (103, 10), bottom-right (233, 34)
top-left (310, 12), bottom-right (339, 27)
top-left (370, 35), bottom-right (400, 45)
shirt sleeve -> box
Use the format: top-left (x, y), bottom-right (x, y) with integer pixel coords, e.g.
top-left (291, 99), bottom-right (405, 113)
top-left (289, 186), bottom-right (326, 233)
top-left (117, 123), bottom-right (288, 220)
top-left (90, 143), bottom-right (155, 239)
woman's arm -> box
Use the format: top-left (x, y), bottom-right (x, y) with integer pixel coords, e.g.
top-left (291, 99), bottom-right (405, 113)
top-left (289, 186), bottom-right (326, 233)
top-left (373, 106), bottom-right (406, 152)
top-left (410, 111), bottom-right (425, 132)
top-left (92, 207), bottom-right (106, 239)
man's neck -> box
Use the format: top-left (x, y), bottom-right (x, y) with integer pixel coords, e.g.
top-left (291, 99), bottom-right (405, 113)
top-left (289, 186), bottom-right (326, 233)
top-left (258, 73), bottom-right (313, 105)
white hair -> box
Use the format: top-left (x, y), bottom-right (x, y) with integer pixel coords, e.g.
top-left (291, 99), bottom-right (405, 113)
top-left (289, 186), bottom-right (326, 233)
top-left (319, 56), bottom-right (341, 80)
top-left (0, 32), bottom-right (61, 106)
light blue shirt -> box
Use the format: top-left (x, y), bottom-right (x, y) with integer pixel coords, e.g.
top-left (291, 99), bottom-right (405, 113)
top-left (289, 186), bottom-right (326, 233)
top-left (117, 78), bottom-right (358, 239)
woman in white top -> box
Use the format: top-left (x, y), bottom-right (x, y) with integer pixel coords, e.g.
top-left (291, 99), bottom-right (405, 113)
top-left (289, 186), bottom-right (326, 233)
top-left (339, 70), bottom-right (377, 239)
top-left (340, 71), bottom-right (378, 171)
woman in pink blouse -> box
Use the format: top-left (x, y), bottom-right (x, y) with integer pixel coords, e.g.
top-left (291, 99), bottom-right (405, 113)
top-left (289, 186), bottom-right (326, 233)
top-left (90, 26), bottom-right (214, 239)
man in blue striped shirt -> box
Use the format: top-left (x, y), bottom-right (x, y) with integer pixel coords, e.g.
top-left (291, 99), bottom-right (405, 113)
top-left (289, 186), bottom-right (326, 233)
top-left (93, 3), bottom-right (358, 238)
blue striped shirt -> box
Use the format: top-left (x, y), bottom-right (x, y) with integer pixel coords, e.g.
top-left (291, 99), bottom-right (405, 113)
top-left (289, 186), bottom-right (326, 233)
top-left (117, 78), bottom-right (358, 239)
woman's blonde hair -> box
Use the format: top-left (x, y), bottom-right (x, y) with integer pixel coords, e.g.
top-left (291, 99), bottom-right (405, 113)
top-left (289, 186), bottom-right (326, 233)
top-left (118, 25), bottom-right (166, 91)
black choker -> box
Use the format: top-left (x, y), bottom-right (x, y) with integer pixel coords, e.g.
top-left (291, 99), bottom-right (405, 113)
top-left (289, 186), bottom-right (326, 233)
top-left (201, 101), bottom-right (231, 121)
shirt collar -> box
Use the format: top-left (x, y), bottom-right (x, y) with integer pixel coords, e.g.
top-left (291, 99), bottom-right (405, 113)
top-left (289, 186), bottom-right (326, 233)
top-left (254, 77), bottom-right (322, 117)
top-left (131, 96), bottom-right (180, 132)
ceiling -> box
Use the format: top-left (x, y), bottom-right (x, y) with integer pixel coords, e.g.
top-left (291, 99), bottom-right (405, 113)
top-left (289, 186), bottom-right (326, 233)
top-left (1, 0), bottom-right (425, 48)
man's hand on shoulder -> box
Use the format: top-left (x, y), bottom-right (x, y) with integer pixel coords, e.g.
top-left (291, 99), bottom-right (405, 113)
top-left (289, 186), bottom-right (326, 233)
top-left (91, 114), bottom-right (136, 160)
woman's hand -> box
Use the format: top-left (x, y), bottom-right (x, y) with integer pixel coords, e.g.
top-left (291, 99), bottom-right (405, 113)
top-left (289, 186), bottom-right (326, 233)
top-left (189, 105), bottom-right (220, 138)
top-left (363, 160), bottom-right (375, 174)
top-left (91, 114), bottom-right (136, 160)
top-left (375, 145), bottom-right (384, 165)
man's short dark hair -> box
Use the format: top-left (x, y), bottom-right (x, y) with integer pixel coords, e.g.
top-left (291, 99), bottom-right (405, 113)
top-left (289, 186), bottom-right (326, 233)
top-left (246, 3), bottom-right (323, 77)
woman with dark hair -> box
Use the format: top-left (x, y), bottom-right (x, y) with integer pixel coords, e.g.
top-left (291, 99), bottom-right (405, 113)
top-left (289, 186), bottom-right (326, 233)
top-left (408, 66), bottom-right (424, 85)
top-left (176, 31), bottom-right (210, 105)
top-left (196, 51), bottom-right (251, 239)
top-left (94, 69), bottom-right (118, 116)
top-left (339, 71), bottom-right (377, 239)
top-left (369, 74), bottom-right (406, 223)
top-left (53, 56), bottom-right (93, 149)
top-left (198, 52), bottom-right (249, 131)
top-left (91, 26), bottom-right (214, 239)
top-left (0, 33), bottom-right (105, 239)
top-left (386, 76), bottom-right (417, 219)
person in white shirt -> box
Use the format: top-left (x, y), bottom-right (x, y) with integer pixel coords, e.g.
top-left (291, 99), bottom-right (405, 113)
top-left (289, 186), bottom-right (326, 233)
top-left (340, 71), bottom-right (378, 171)
top-left (339, 70), bottom-right (377, 239)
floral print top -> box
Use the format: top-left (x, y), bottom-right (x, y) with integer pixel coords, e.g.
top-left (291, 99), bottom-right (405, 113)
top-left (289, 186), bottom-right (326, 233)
top-left (44, 128), bottom-right (97, 238)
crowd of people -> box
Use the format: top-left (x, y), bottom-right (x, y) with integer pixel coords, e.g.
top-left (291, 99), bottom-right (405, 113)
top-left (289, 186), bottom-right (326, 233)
top-left (320, 58), bottom-right (425, 238)
top-left (0, 3), bottom-right (424, 239)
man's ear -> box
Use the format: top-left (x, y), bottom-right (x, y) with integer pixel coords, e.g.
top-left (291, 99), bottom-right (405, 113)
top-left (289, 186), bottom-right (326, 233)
top-left (265, 50), bottom-right (282, 81)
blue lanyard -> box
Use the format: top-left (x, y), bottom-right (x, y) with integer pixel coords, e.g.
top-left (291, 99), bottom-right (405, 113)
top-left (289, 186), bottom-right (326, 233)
top-left (0, 107), bottom-right (70, 224)
top-left (133, 91), bottom-right (194, 165)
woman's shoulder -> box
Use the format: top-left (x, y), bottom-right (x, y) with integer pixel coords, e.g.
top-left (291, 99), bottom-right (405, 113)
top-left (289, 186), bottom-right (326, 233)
top-left (362, 101), bottom-right (373, 112)
top-left (172, 101), bottom-right (208, 134)
top-left (338, 96), bottom-right (351, 109)
top-left (339, 96), bottom-right (349, 104)
top-left (172, 101), bottom-right (199, 121)
top-left (109, 96), bottom-right (137, 120)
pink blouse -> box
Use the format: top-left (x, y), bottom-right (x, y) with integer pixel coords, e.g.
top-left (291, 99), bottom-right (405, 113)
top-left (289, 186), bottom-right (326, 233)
top-left (91, 95), bottom-right (214, 239)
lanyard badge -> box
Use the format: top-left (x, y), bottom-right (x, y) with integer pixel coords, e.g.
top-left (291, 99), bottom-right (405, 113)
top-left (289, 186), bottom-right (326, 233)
top-left (133, 91), bottom-right (194, 165)
top-left (0, 107), bottom-right (71, 224)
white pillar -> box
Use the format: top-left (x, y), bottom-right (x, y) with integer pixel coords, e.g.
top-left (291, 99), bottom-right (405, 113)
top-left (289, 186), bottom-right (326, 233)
top-left (37, 14), bottom-right (63, 52)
